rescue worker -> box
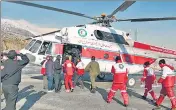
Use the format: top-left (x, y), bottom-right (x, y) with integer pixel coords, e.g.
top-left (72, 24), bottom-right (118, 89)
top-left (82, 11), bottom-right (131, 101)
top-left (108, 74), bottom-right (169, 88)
top-left (153, 59), bottom-right (176, 110)
top-left (45, 56), bottom-right (54, 92)
top-left (40, 56), bottom-right (50, 90)
top-left (85, 56), bottom-right (100, 93)
top-left (106, 56), bottom-right (129, 107)
top-left (141, 61), bottom-right (157, 102)
top-left (74, 58), bottom-right (85, 89)
top-left (54, 55), bottom-right (62, 93)
top-left (1, 50), bottom-right (29, 110)
top-left (63, 57), bottom-right (76, 92)
top-left (70, 46), bottom-right (80, 65)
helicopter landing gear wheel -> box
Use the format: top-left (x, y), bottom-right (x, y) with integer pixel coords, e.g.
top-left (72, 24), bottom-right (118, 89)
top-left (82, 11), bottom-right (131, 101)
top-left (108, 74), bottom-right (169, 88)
top-left (127, 77), bottom-right (136, 88)
top-left (97, 73), bottom-right (105, 80)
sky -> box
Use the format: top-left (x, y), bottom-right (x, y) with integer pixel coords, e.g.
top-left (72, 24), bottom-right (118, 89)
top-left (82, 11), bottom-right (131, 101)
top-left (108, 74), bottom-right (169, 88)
top-left (1, 1), bottom-right (176, 50)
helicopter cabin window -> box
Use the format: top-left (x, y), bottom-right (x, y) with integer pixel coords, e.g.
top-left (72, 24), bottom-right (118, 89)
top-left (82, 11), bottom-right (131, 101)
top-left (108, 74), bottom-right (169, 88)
top-left (113, 34), bottom-right (128, 45)
top-left (94, 30), bottom-right (104, 40)
top-left (25, 39), bottom-right (36, 50)
top-left (94, 30), bottom-right (128, 45)
top-left (45, 43), bottom-right (53, 55)
top-left (29, 40), bottom-right (42, 53)
top-left (38, 41), bottom-right (51, 55)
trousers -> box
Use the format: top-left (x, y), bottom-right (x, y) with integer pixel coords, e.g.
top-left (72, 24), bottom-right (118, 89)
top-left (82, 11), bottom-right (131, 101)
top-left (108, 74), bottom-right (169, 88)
top-left (43, 75), bottom-right (48, 89)
top-left (65, 75), bottom-right (73, 90)
top-left (47, 75), bottom-right (54, 90)
top-left (90, 73), bottom-right (98, 89)
top-left (74, 74), bottom-right (84, 89)
top-left (156, 86), bottom-right (176, 109)
top-left (144, 84), bottom-right (157, 100)
top-left (54, 73), bottom-right (62, 91)
top-left (107, 83), bottom-right (129, 105)
top-left (2, 84), bottom-right (19, 110)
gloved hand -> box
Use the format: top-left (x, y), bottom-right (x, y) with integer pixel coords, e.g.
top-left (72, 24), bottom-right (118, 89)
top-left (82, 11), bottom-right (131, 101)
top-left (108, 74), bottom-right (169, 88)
top-left (20, 53), bottom-right (24, 56)
top-left (158, 78), bottom-right (164, 83)
top-left (140, 77), bottom-right (145, 82)
top-left (17, 53), bottom-right (24, 57)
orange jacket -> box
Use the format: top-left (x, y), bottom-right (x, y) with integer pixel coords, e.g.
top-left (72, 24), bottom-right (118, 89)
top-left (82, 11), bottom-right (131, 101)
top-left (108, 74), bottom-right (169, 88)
top-left (141, 67), bottom-right (156, 84)
top-left (158, 64), bottom-right (175, 87)
top-left (63, 60), bottom-right (76, 75)
top-left (111, 63), bottom-right (128, 84)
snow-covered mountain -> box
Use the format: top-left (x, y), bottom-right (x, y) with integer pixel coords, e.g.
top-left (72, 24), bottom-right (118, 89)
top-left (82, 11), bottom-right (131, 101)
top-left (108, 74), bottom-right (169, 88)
top-left (1, 18), bottom-right (59, 38)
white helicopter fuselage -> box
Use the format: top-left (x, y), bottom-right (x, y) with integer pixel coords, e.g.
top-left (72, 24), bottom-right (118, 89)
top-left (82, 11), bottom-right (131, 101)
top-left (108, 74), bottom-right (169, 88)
top-left (20, 24), bottom-right (176, 75)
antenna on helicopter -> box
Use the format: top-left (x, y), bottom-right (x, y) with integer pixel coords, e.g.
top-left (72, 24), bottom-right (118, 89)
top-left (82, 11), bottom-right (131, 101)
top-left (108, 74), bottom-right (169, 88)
top-left (135, 29), bottom-right (138, 41)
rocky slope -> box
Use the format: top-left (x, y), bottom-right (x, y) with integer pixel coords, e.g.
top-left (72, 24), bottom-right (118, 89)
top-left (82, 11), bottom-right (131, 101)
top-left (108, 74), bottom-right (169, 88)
top-left (1, 18), bottom-right (58, 50)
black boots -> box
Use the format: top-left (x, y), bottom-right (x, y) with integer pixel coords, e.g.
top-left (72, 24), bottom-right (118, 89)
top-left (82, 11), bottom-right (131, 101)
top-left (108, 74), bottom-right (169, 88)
top-left (124, 104), bottom-right (128, 107)
top-left (142, 96), bottom-right (147, 100)
top-left (71, 88), bottom-right (74, 92)
top-left (78, 80), bottom-right (84, 89)
top-left (90, 88), bottom-right (96, 93)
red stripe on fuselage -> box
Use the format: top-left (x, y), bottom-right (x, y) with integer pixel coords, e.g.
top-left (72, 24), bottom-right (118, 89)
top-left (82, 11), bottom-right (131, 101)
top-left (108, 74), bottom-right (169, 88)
top-left (81, 47), bottom-right (154, 65)
top-left (134, 42), bottom-right (176, 55)
top-left (55, 44), bottom-right (155, 65)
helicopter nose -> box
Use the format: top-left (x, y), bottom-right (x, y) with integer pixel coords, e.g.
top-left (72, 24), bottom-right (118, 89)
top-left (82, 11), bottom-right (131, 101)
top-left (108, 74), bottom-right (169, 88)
top-left (25, 53), bottom-right (36, 63)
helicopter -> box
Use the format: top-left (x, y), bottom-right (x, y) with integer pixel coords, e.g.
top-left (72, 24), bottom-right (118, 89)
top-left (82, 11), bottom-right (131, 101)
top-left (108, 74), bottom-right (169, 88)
top-left (6, 1), bottom-right (176, 87)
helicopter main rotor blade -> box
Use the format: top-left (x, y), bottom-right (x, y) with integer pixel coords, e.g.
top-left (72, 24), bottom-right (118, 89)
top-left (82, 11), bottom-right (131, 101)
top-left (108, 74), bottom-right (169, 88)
top-left (117, 17), bottom-right (176, 22)
top-left (108, 1), bottom-right (136, 18)
top-left (7, 1), bottom-right (96, 20)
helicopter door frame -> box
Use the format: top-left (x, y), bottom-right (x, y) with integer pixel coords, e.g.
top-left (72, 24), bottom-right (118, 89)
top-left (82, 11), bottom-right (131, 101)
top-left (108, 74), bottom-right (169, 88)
top-left (45, 42), bottom-right (64, 64)
top-left (35, 41), bottom-right (52, 65)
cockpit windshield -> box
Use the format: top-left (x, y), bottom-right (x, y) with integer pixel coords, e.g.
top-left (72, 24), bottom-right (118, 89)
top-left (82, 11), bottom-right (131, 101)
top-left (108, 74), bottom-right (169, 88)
top-left (29, 40), bottom-right (42, 53)
top-left (94, 30), bottom-right (128, 45)
top-left (25, 39), bottom-right (36, 50)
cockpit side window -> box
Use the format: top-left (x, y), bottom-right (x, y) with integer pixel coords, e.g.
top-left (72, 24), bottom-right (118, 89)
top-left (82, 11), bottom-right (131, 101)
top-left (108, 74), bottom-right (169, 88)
top-left (29, 40), bottom-right (42, 53)
top-left (45, 43), bottom-right (52, 55)
top-left (113, 34), bottom-right (129, 45)
top-left (25, 39), bottom-right (36, 50)
top-left (38, 41), bottom-right (50, 55)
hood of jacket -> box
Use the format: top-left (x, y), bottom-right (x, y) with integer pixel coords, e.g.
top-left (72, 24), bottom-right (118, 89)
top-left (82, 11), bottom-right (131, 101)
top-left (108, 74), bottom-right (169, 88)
top-left (7, 50), bottom-right (17, 59)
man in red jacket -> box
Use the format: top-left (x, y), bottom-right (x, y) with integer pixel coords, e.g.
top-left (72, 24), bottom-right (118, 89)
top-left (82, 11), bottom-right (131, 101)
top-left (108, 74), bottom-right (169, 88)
top-left (74, 58), bottom-right (85, 89)
top-left (63, 57), bottom-right (76, 93)
top-left (106, 56), bottom-right (129, 107)
top-left (141, 61), bottom-right (157, 102)
top-left (153, 59), bottom-right (176, 110)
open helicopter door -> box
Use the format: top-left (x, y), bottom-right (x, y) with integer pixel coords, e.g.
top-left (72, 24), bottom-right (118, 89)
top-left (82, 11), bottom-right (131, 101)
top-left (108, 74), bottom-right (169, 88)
top-left (119, 50), bottom-right (136, 88)
top-left (45, 42), bottom-right (64, 64)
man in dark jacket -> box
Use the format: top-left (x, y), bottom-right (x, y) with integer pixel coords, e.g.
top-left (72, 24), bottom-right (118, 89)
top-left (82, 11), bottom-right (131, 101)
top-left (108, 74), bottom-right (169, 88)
top-left (45, 56), bottom-right (54, 92)
top-left (1, 50), bottom-right (29, 110)
top-left (54, 55), bottom-right (62, 93)
top-left (71, 47), bottom-right (80, 65)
